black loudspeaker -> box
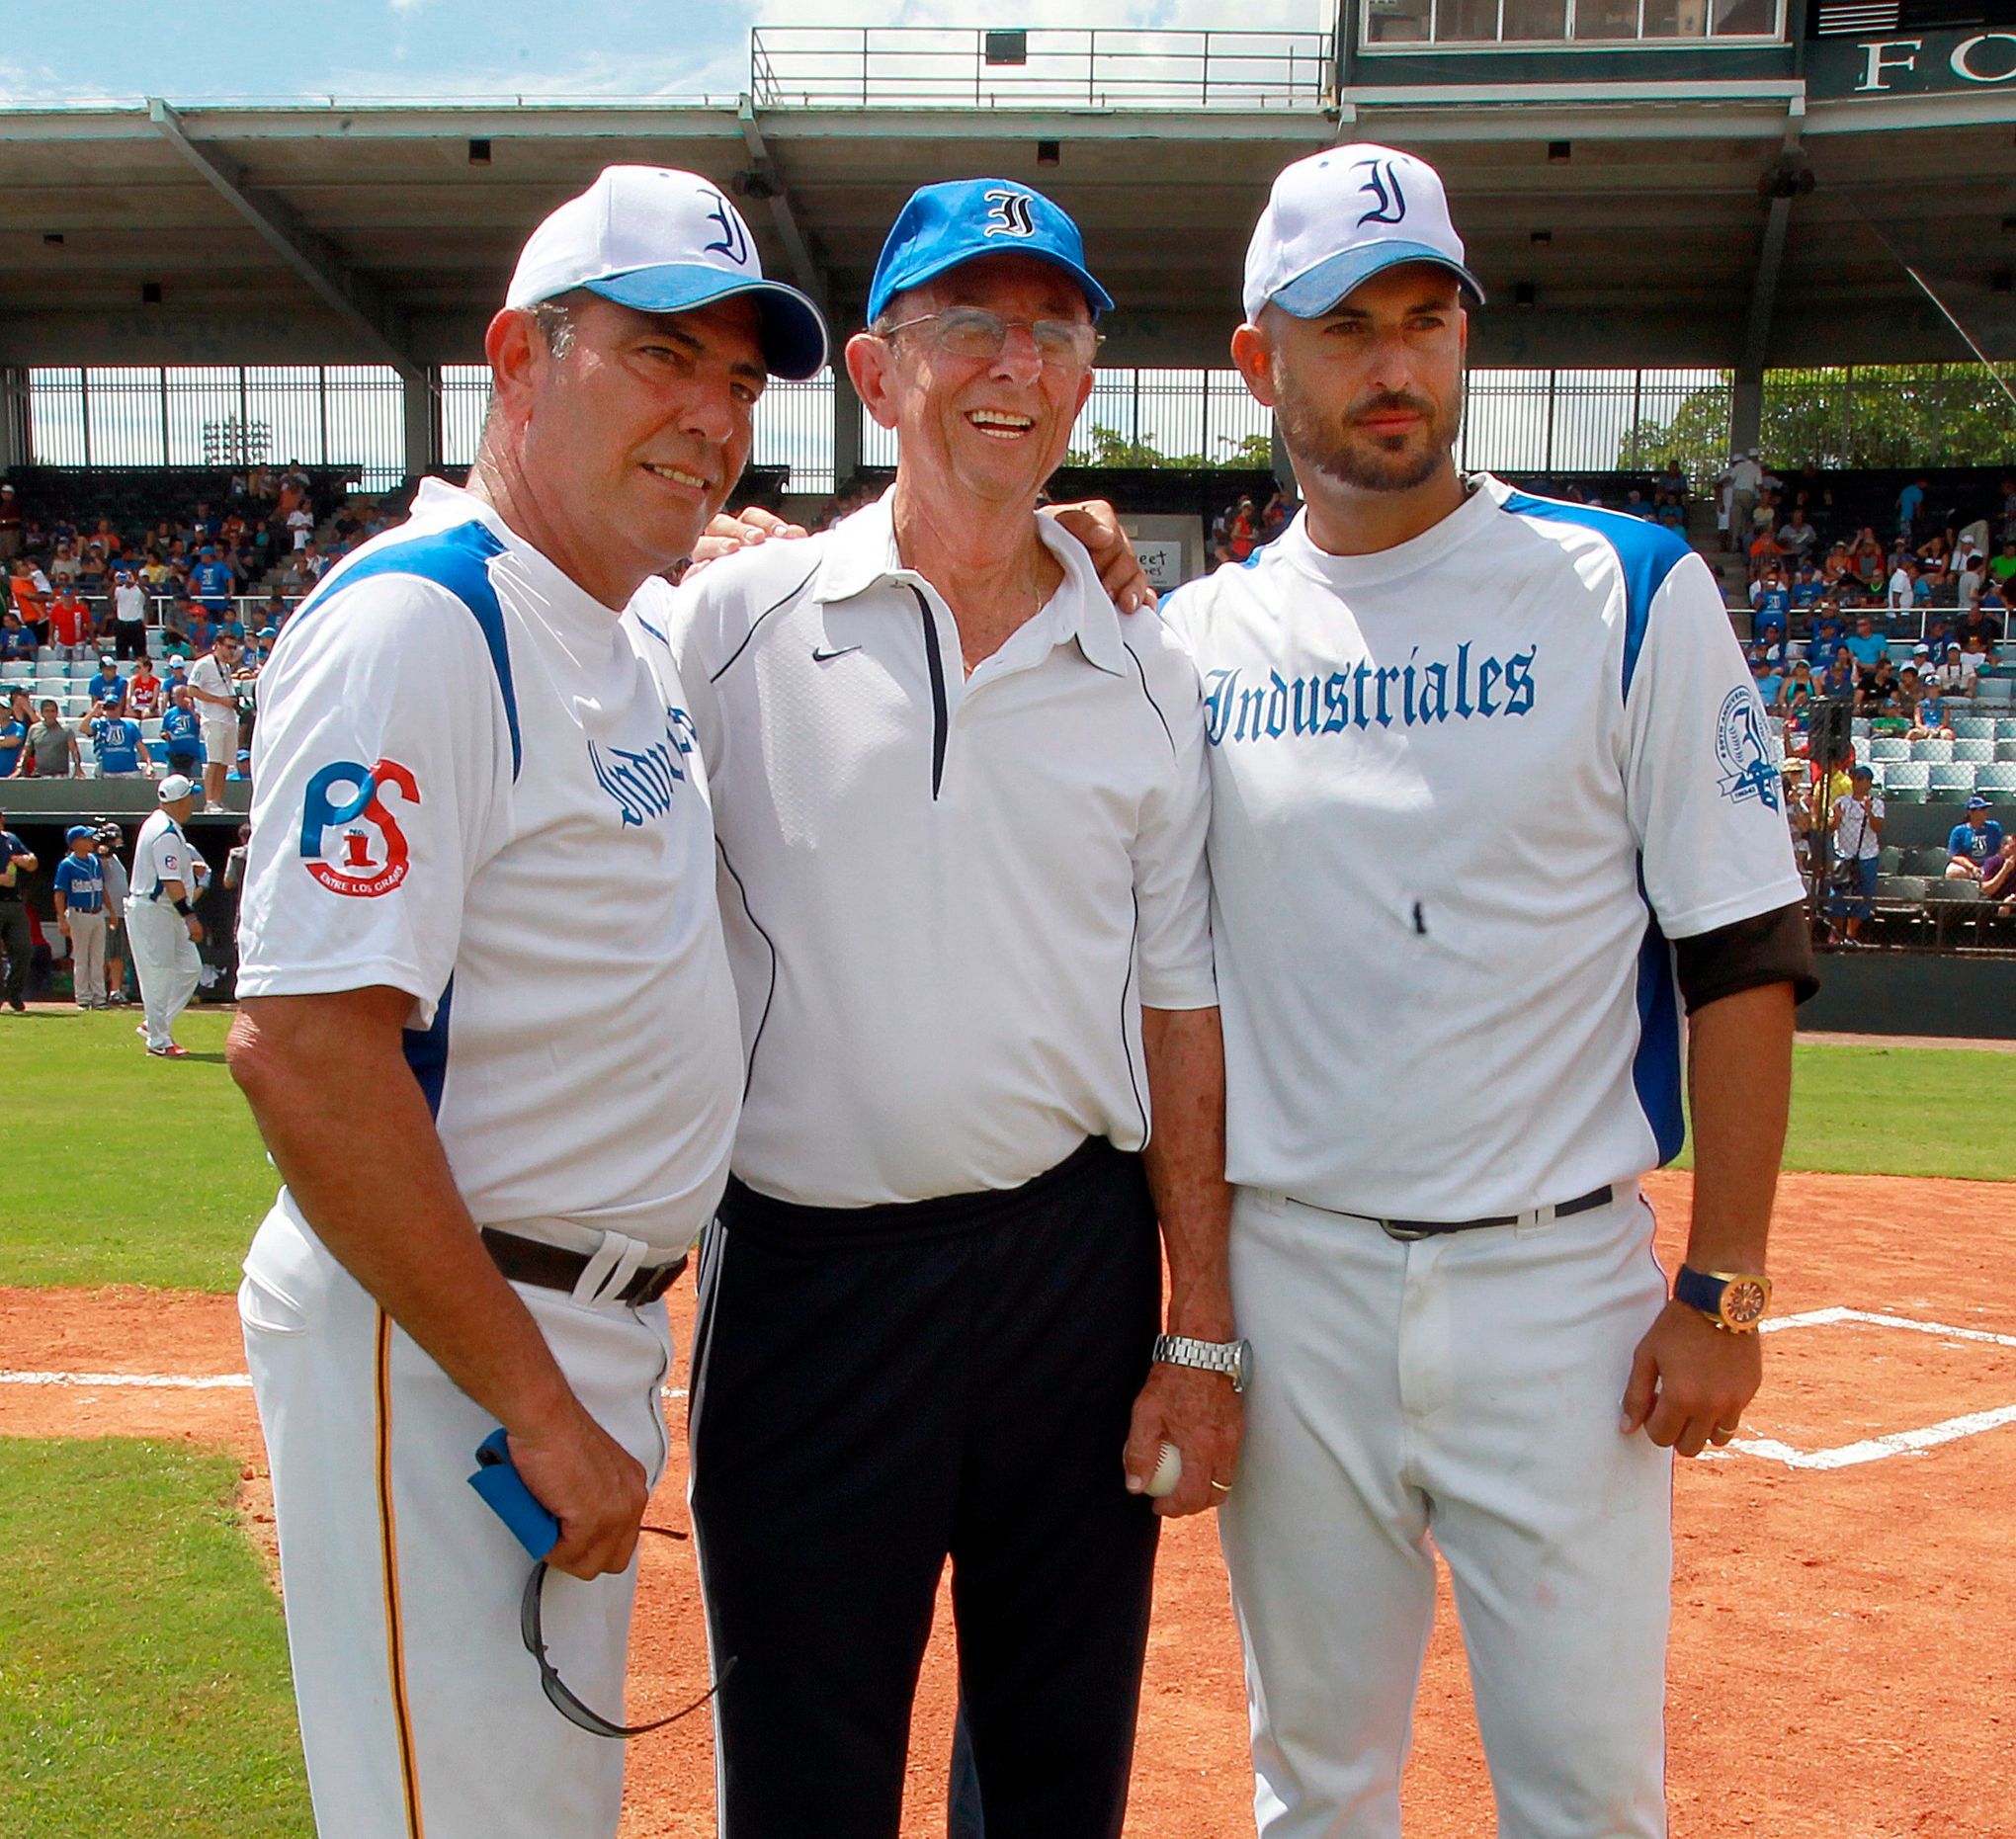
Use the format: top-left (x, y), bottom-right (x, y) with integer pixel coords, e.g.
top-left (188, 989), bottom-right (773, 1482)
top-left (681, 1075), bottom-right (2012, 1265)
top-left (1808, 698), bottom-right (1855, 766)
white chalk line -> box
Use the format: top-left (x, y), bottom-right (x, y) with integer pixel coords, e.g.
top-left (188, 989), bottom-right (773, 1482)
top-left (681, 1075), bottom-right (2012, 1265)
top-left (1712, 1305), bottom-right (2016, 1469)
top-left (0, 1372), bottom-right (687, 1399)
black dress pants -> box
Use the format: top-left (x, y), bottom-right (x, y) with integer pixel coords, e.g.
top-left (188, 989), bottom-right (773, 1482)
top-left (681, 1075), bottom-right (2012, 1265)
top-left (0, 901), bottom-right (30, 1005)
top-left (689, 1138), bottom-right (1162, 1839)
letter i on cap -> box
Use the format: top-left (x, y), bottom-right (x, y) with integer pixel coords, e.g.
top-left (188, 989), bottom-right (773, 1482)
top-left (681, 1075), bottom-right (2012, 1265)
top-left (1244, 144), bottom-right (1486, 324)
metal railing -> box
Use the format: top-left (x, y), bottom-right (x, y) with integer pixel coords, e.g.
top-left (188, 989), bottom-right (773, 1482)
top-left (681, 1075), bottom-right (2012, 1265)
top-left (750, 27), bottom-right (1336, 110)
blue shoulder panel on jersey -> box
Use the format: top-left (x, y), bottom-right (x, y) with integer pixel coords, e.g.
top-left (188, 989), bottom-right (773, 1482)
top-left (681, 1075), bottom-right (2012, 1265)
top-left (402, 974), bottom-right (455, 1120)
top-left (1500, 492), bottom-right (1693, 700)
top-left (1632, 860), bottom-right (1686, 1166)
top-left (293, 521), bottom-right (522, 779)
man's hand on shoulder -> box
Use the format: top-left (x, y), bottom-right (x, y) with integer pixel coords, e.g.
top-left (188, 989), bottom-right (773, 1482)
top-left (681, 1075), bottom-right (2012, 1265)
top-left (688, 505), bottom-right (810, 575)
top-left (1042, 499), bottom-right (1156, 614)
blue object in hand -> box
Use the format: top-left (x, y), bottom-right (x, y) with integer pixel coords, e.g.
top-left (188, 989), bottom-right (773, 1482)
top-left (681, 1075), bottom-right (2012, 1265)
top-left (469, 1427), bottom-right (561, 1560)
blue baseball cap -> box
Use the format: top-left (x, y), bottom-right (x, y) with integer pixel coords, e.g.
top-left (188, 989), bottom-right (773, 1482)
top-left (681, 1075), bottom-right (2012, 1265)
top-left (1968, 795), bottom-right (1990, 809)
top-left (65, 824), bottom-right (95, 844)
top-left (505, 166), bottom-right (828, 381)
top-left (868, 179), bottom-right (1114, 325)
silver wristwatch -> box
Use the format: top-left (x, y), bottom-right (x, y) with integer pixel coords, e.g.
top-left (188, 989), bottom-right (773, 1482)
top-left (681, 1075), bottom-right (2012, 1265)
top-left (1152, 1333), bottom-right (1253, 1393)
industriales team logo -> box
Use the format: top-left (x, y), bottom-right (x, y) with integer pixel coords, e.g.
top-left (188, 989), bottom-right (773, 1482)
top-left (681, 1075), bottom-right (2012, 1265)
top-left (1354, 157), bottom-right (1407, 227)
top-left (1715, 687), bottom-right (1781, 812)
top-left (982, 189), bottom-right (1037, 238)
top-left (298, 758), bottom-right (420, 897)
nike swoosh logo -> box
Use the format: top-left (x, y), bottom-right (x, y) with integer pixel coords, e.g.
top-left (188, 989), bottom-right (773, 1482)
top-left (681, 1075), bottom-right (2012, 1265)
top-left (811, 645), bottom-right (861, 663)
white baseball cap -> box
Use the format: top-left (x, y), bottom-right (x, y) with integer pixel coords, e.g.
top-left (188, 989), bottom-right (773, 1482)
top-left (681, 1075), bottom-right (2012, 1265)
top-left (157, 774), bottom-right (195, 802)
top-left (505, 165), bottom-right (828, 380)
top-left (1243, 143), bottom-right (1484, 325)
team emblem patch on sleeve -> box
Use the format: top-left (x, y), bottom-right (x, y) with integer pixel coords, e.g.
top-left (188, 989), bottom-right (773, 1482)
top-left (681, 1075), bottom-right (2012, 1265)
top-left (298, 758), bottom-right (419, 896)
top-left (1715, 688), bottom-right (1781, 812)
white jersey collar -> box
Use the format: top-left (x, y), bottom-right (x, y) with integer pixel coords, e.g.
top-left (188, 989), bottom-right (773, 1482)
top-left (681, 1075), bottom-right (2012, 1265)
top-left (1275, 472), bottom-right (1508, 593)
top-left (813, 488), bottom-right (1127, 677)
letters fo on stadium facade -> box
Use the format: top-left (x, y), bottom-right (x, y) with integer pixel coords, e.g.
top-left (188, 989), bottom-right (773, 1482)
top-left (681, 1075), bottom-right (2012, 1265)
top-left (0, 5), bottom-right (2007, 489)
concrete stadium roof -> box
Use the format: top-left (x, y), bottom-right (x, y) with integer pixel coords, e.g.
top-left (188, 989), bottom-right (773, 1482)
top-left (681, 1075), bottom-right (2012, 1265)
top-left (0, 84), bottom-right (2010, 375)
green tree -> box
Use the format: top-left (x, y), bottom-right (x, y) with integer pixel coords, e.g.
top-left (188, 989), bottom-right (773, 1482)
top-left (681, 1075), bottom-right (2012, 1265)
top-left (1624, 364), bottom-right (2016, 476)
top-left (1065, 424), bottom-right (1275, 470)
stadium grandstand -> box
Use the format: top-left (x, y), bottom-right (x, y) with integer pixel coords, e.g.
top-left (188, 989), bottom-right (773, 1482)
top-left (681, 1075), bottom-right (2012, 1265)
top-left (0, 0), bottom-right (2013, 1020)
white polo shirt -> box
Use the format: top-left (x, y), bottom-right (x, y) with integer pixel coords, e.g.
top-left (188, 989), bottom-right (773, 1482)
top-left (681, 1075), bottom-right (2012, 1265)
top-left (1162, 475), bottom-right (1806, 1224)
top-left (237, 479), bottom-right (743, 1253)
top-left (649, 492), bottom-right (1217, 1211)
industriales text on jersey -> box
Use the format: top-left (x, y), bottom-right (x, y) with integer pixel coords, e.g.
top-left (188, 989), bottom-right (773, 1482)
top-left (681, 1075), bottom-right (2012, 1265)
top-left (1201, 642), bottom-right (1538, 747)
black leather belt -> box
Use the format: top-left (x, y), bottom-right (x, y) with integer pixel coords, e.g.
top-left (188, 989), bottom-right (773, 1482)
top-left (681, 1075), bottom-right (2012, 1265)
top-left (1304, 1183), bottom-right (1616, 1243)
top-left (479, 1226), bottom-right (688, 1306)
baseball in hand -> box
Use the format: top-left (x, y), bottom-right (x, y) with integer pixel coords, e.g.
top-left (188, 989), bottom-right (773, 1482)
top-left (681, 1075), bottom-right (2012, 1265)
top-left (1144, 1440), bottom-right (1182, 1499)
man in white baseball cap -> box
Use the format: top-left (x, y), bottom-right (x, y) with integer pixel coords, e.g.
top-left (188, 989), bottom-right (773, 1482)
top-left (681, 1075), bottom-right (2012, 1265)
top-left (1160, 144), bottom-right (1812, 1837)
top-left (126, 773), bottom-right (205, 1057)
top-left (227, 167), bottom-right (823, 1838)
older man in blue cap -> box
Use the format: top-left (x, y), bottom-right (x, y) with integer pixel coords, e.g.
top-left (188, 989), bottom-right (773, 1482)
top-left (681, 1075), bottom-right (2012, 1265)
top-left (665, 178), bottom-right (1241, 1839)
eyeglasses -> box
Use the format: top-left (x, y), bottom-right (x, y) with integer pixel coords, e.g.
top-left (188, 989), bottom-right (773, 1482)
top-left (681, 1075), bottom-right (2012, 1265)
top-left (879, 306), bottom-right (1102, 370)
top-left (517, 1530), bottom-right (734, 1740)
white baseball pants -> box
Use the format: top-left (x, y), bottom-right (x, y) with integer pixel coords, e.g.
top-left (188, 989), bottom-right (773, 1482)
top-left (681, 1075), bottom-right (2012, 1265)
top-left (240, 1193), bottom-right (677, 1839)
top-left (124, 896), bottom-right (201, 1048)
top-left (66, 909), bottom-right (107, 1005)
top-left (1218, 1184), bottom-right (1673, 1839)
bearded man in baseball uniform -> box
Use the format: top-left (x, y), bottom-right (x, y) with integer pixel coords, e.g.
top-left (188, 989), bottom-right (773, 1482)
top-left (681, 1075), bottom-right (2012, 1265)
top-left (660, 179), bottom-right (1240, 1839)
top-left (227, 167), bottom-right (827, 1839)
top-left (1160, 146), bottom-right (1815, 1839)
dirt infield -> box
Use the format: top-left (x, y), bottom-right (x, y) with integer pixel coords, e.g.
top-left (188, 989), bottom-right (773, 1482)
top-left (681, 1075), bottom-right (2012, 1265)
top-left (4, 1168), bottom-right (2013, 1837)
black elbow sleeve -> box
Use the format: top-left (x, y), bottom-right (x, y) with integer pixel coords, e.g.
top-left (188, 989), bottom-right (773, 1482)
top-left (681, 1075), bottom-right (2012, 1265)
top-left (1672, 901), bottom-right (1818, 1014)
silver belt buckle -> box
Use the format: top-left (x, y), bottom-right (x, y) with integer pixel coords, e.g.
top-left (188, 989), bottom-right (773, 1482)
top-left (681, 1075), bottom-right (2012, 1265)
top-left (1379, 1218), bottom-right (1436, 1243)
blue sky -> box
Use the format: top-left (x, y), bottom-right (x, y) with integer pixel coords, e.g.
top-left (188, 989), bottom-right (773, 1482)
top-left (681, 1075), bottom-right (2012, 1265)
top-left (0, 0), bottom-right (1321, 106)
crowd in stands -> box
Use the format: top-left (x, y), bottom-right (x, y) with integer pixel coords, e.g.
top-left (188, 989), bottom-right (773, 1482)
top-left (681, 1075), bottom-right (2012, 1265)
top-left (0, 465), bottom-right (407, 790)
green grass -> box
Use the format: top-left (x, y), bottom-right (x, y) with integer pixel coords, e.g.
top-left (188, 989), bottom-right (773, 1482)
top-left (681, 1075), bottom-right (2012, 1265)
top-left (2, 1017), bottom-right (2015, 1295)
top-left (1773, 1042), bottom-right (2016, 1181)
top-left (0, 1008), bottom-right (275, 1292)
top-left (0, 1439), bottom-right (310, 1837)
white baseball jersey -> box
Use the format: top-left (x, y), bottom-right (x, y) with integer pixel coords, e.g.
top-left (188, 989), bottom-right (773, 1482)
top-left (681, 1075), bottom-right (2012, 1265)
top-left (649, 492), bottom-right (1217, 1210)
top-left (1162, 475), bottom-right (1805, 1223)
top-left (237, 478), bottom-right (742, 1250)
top-left (130, 807), bottom-right (195, 902)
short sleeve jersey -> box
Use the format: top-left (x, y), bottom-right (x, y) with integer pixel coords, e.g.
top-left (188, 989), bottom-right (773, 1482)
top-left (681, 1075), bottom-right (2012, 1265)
top-left (1949, 820), bottom-right (2003, 864)
top-left (236, 479), bottom-right (742, 1249)
top-left (161, 706), bottom-right (203, 756)
top-left (131, 808), bottom-right (193, 899)
top-left (94, 717), bottom-right (142, 773)
top-left (1161, 475), bottom-right (1806, 1221)
top-left (0, 717), bottom-right (24, 776)
top-left (53, 854), bottom-right (105, 912)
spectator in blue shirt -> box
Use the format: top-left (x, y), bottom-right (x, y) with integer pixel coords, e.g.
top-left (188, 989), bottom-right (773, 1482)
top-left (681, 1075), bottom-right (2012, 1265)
top-left (1750, 566), bottom-right (1792, 642)
top-left (1790, 562), bottom-right (1823, 612)
top-left (1812, 601), bottom-right (1848, 653)
top-left (1845, 617), bottom-right (1888, 671)
top-left (1947, 798), bottom-right (2005, 883)
top-left (0, 690), bottom-right (29, 777)
top-left (191, 545), bottom-right (233, 613)
top-left (1898, 476), bottom-right (1928, 541)
top-left (90, 703), bottom-right (151, 779)
top-left (1820, 645), bottom-right (1859, 700)
top-left (86, 657), bottom-right (127, 712)
top-left (159, 686), bottom-right (205, 781)
top-left (1753, 657), bottom-right (1785, 708)
top-left (0, 612), bottom-right (34, 663)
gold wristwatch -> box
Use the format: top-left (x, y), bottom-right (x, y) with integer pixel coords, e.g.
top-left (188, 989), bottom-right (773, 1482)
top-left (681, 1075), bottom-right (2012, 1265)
top-left (1674, 1266), bottom-right (1772, 1332)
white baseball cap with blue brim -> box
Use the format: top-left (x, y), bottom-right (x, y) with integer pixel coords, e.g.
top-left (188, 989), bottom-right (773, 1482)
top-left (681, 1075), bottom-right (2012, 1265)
top-left (868, 178), bottom-right (1114, 324)
top-left (1243, 144), bottom-right (1485, 325)
top-left (505, 165), bottom-right (828, 381)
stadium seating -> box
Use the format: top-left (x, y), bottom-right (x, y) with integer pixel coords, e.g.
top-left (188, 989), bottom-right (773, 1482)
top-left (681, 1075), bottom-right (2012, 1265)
top-left (1976, 763), bottom-right (2016, 794)
top-left (1953, 716), bottom-right (1996, 741)
top-left (1956, 739), bottom-right (1995, 764)
top-left (1885, 761), bottom-right (1930, 802)
top-left (1880, 875), bottom-right (1930, 901)
top-left (1976, 678), bottom-right (2015, 705)
top-left (1930, 762), bottom-right (1978, 795)
top-left (1908, 846), bottom-right (1954, 876)
top-left (1870, 736), bottom-right (1910, 762)
top-left (1912, 738), bottom-right (1956, 762)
